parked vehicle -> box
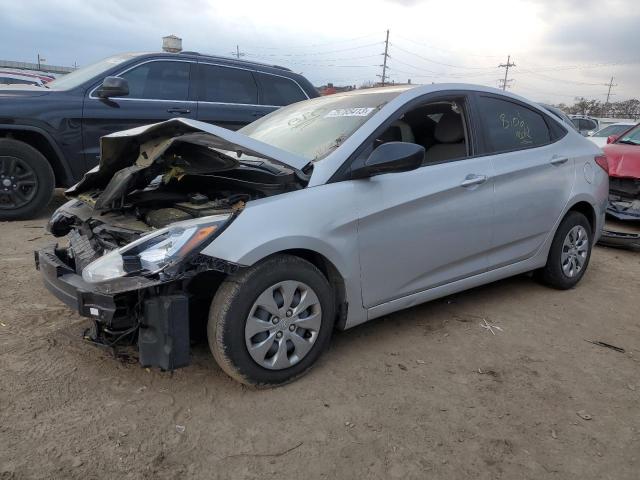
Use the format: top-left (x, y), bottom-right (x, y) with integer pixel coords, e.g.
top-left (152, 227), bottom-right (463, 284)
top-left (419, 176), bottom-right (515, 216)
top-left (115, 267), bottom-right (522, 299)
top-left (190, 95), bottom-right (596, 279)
top-left (539, 103), bottom-right (578, 131)
top-left (569, 115), bottom-right (599, 136)
top-left (36, 84), bottom-right (607, 386)
top-left (0, 69), bottom-right (54, 87)
top-left (0, 52), bottom-right (318, 220)
top-left (587, 122), bottom-right (636, 148)
top-left (599, 124), bottom-right (640, 248)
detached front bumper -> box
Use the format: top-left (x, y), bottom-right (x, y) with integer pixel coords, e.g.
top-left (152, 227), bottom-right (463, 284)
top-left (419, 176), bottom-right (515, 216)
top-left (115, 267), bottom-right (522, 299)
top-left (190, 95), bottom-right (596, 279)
top-left (35, 244), bottom-right (191, 370)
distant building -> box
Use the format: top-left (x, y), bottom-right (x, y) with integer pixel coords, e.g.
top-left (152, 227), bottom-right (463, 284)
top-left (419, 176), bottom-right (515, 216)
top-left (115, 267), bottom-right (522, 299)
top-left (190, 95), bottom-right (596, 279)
top-left (317, 83), bottom-right (356, 95)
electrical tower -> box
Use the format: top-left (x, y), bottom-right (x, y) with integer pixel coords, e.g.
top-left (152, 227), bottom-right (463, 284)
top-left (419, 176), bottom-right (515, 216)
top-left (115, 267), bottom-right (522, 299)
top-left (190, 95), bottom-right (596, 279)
top-left (498, 55), bottom-right (516, 90)
top-left (377, 29), bottom-right (390, 86)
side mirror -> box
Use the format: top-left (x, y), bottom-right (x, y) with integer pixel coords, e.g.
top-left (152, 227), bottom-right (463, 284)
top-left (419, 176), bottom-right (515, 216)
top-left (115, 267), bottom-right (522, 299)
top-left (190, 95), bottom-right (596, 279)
top-left (606, 135), bottom-right (619, 144)
top-left (96, 76), bottom-right (129, 98)
top-left (351, 142), bottom-right (424, 179)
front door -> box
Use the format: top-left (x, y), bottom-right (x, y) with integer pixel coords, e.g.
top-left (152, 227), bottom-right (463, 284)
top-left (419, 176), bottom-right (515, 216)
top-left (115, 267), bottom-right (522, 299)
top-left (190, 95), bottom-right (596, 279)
top-left (81, 59), bottom-right (196, 169)
top-left (356, 155), bottom-right (494, 308)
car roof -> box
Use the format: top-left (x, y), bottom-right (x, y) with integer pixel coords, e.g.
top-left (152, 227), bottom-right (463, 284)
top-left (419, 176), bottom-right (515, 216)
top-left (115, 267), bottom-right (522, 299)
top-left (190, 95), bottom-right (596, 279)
top-left (126, 51), bottom-right (293, 73)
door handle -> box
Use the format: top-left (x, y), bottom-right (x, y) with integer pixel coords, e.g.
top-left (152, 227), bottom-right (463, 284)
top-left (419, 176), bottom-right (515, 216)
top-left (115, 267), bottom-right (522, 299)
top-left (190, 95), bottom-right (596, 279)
top-left (167, 107), bottom-right (191, 115)
top-left (550, 155), bottom-right (569, 166)
top-left (460, 174), bottom-right (488, 188)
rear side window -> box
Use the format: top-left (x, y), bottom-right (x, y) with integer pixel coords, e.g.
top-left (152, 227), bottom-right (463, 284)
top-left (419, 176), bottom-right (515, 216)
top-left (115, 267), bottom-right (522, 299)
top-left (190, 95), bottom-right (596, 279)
top-left (120, 61), bottom-right (190, 100)
top-left (478, 96), bottom-right (551, 153)
top-left (256, 73), bottom-right (307, 106)
top-left (198, 64), bottom-right (258, 104)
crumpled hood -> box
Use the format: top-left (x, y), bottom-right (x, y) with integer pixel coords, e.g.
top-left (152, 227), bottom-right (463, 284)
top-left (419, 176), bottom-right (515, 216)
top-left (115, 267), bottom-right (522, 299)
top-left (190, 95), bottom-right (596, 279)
top-left (603, 143), bottom-right (640, 179)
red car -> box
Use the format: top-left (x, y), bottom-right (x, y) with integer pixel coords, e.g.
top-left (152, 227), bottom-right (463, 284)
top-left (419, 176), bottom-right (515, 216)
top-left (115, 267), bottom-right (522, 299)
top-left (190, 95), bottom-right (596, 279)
top-left (600, 123), bottom-right (640, 248)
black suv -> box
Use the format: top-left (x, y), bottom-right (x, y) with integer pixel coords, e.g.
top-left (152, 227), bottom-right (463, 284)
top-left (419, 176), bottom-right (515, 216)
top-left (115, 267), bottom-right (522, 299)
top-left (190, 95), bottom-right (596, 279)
top-left (0, 51), bottom-right (318, 219)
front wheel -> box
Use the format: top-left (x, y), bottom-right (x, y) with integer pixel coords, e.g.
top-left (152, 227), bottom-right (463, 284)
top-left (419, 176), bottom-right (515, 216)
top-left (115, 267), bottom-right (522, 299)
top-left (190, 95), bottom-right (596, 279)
top-left (0, 138), bottom-right (54, 220)
top-left (538, 211), bottom-right (592, 289)
top-left (208, 255), bottom-right (335, 386)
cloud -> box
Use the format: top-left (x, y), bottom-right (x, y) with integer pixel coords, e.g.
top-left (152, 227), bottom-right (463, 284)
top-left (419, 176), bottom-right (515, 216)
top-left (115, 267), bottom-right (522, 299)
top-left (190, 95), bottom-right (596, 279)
top-left (0, 0), bottom-right (638, 101)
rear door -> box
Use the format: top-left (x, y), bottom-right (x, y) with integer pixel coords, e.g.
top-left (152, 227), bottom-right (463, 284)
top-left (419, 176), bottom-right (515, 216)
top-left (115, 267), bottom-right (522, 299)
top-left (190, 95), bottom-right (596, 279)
top-left (473, 93), bottom-right (575, 268)
top-left (82, 59), bottom-right (195, 167)
top-left (195, 63), bottom-right (268, 130)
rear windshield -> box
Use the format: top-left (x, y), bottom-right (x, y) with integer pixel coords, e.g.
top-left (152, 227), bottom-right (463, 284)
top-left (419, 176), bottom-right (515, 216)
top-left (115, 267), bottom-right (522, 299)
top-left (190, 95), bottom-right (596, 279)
top-left (239, 88), bottom-right (406, 161)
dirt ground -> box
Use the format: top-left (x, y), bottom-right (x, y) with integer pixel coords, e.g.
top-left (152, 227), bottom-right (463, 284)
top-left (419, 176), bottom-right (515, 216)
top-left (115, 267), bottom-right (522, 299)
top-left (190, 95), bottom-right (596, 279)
top-left (1, 190), bottom-right (639, 480)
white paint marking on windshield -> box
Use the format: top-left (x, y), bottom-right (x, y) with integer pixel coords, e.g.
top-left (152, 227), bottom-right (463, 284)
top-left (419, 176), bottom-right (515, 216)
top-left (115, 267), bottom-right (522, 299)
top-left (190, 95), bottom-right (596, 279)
top-left (324, 108), bottom-right (376, 118)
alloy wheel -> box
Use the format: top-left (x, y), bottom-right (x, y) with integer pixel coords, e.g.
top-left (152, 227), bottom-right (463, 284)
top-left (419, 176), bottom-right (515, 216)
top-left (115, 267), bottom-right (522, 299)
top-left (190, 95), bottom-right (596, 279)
top-left (0, 155), bottom-right (38, 210)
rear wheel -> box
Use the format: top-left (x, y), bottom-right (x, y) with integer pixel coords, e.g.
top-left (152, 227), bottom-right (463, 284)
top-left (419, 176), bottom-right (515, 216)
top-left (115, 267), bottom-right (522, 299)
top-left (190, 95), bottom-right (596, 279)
top-left (538, 211), bottom-right (592, 289)
top-left (0, 139), bottom-right (54, 220)
top-left (208, 255), bottom-right (335, 386)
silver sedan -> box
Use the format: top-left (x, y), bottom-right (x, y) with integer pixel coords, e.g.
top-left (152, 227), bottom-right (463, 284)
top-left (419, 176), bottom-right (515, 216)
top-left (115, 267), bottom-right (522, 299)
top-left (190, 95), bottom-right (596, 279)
top-left (40, 84), bottom-right (608, 386)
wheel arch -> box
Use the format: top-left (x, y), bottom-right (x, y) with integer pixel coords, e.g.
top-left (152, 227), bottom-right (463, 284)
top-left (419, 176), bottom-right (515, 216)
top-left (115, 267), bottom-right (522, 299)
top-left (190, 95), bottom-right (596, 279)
top-left (261, 248), bottom-right (349, 329)
top-left (566, 200), bottom-right (597, 238)
top-left (0, 125), bottom-right (74, 187)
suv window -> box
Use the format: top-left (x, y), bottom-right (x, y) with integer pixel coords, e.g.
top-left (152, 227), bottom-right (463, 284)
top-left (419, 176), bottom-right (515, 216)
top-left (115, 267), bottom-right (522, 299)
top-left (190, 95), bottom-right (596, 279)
top-left (120, 61), bottom-right (190, 100)
top-left (256, 73), bottom-right (307, 106)
top-left (197, 64), bottom-right (258, 104)
top-left (478, 96), bottom-right (551, 153)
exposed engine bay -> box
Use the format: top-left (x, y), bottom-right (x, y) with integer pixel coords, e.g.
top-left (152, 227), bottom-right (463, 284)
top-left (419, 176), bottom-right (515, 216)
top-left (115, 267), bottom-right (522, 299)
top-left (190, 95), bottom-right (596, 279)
top-left (38, 119), bottom-right (310, 369)
top-left (49, 120), bottom-right (308, 271)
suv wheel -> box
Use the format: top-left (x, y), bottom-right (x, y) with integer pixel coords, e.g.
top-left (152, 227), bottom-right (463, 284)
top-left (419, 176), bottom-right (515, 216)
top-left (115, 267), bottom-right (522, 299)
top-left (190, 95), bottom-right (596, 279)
top-left (0, 138), bottom-right (54, 220)
top-left (208, 255), bottom-right (335, 386)
top-left (538, 211), bottom-right (592, 289)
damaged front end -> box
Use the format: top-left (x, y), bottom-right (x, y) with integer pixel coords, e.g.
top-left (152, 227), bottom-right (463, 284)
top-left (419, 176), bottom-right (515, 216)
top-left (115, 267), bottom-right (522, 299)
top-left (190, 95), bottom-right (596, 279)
top-left (600, 174), bottom-right (640, 250)
top-left (36, 118), bottom-right (310, 369)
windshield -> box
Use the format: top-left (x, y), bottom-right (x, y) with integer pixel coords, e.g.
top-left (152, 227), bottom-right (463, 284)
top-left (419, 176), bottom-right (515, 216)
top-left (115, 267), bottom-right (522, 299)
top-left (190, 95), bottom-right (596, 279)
top-left (239, 88), bottom-right (407, 161)
top-left (48, 53), bottom-right (140, 90)
top-left (594, 124), bottom-right (634, 137)
top-left (617, 124), bottom-right (640, 145)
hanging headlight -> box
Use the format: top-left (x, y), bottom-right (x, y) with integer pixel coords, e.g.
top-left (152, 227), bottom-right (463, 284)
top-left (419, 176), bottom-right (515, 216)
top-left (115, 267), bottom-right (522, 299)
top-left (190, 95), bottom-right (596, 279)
top-left (82, 214), bottom-right (231, 283)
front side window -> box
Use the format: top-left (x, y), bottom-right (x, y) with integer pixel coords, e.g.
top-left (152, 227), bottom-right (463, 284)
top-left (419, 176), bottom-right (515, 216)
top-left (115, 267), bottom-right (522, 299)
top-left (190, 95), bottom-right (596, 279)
top-left (256, 73), bottom-right (307, 106)
top-left (120, 61), bottom-right (190, 100)
top-left (478, 96), bottom-right (551, 153)
top-left (198, 64), bottom-right (258, 104)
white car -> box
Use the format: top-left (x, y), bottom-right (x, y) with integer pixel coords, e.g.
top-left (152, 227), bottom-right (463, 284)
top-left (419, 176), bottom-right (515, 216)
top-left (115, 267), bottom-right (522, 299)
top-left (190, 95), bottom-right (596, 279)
top-left (588, 122), bottom-right (636, 147)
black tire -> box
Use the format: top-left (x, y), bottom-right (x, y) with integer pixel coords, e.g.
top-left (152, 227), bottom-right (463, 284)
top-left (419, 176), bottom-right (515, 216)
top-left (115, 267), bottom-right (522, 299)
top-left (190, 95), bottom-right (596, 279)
top-left (208, 254), bottom-right (336, 387)
top-left (538, 211), bottom-right (592, 289)
top-left (0, 138), bottom-right (54, 220)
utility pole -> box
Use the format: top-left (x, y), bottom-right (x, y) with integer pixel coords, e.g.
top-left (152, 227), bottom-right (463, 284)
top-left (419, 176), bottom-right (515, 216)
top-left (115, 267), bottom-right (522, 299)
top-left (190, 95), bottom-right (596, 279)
top-left (603, 76), bottom-right (617, 115)
top-left (378, 29), bottom-right (390, 86)
top-left (231, 45), bottom-right (245, 59)
top-left (498, 55), bottom-right (515, 90)
top-left (37, 53), bottom-right (45, 71)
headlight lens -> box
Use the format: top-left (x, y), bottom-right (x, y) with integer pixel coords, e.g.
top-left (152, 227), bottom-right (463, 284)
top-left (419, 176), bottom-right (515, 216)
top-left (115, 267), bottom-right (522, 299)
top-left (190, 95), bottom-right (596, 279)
top-left (82, 214), bottom-right (231, 283)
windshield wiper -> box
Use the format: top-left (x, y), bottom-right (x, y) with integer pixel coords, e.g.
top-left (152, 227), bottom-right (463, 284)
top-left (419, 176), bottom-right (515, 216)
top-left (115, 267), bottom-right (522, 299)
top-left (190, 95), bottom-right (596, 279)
top-left (617, 139), bottom-right (640, 145)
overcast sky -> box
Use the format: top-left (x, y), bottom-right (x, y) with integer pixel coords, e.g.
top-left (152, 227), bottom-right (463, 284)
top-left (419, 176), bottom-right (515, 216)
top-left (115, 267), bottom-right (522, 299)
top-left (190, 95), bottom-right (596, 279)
top-left (1, 0), bottom-right (639, 103)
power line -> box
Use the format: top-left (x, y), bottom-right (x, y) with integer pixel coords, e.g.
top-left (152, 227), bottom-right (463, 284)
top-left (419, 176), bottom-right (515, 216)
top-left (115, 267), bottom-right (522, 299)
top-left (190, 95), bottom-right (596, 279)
top-left (391, 43), bottom-right (496, 70)
top-left (498, 55), bottom-right (515, 90)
